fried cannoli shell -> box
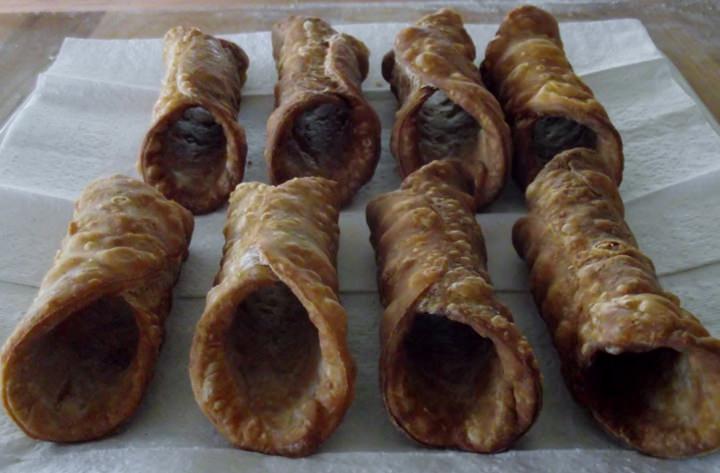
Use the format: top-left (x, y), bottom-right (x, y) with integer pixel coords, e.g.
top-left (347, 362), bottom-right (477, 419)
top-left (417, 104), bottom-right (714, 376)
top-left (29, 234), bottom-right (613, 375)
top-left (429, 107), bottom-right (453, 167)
top-left (139, 26), bottom-right (249, 214)
top-left (513, 148), bottom-right (720, 458)
top-left (366, 160), bottom-right (541, 452)
top-left (382, 9), bottom-right (511, 209)
top-left (1, 175), bottom-right (193, 442)
top-left (190, 177), bottom-right (355, 457)
top-left (265, 17), bottom-right (381, 206)
top-left (481, 5), bottom-right (623, 188)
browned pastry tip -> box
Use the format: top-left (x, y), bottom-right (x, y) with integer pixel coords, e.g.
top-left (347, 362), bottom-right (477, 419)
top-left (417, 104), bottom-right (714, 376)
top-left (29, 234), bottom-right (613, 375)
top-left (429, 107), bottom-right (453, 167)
top-left (481, 5), bottom-right (623, 189)
top-left (1, 175), bottom-right (193, 442)
top-left (366, 159), bottom-right (541, 453)
top-left (513, 147), bottom-right (720, 458)
top-left (265, 16), bottom-right (381, 207)
top-left (139, 26), bottom-right (249, 215)
top-left (383, 8), bottom-right (512, 209)
top-left (190, 177), bottom-right (355, 457)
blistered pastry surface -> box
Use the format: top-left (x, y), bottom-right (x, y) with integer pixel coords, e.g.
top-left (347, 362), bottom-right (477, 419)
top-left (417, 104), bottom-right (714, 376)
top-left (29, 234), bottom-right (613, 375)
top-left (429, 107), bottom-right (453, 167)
top-left (0, 175), bottom-right (193, 442)
top-left (366, 160), bottom-right (541, 453)
top-left (190, 177), bottom-right (354, 457)
top-left (481, 5), bottom-right (623, 188)
top-left (383, 8), bottom-right (511, 209)
top-left (139, 27), bottom-right (249, 214)
top-left (513, 148), bottom-right (720, 457)
top-left (265, 17), bottom-right (381, 206)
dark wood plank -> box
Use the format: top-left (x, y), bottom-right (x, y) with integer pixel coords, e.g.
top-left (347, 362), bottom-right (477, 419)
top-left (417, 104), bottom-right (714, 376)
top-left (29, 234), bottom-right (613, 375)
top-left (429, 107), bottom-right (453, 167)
top-left (0, 12), bottom-right (103, 128)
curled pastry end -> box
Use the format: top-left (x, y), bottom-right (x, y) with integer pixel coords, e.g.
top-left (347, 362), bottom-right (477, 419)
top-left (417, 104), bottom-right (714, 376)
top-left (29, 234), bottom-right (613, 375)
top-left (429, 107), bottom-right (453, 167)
top-left (579, 333), bottom-right (720, 458)
top-left (140, 102), bottom-right (247, 215)
top-left (382, 301), bottom-right (541, 453)
top-left (190, 265), bottom-right (353, 457)
top-left (1, 294), bottom-right (161, 442)
top-left (266, 93), bottom-right (380, 206)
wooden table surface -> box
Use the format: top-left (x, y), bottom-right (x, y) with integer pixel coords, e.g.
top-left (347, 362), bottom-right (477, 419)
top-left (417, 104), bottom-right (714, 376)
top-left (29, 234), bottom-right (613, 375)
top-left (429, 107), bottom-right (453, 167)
top-left (0, 0), bottom-right (718, 132)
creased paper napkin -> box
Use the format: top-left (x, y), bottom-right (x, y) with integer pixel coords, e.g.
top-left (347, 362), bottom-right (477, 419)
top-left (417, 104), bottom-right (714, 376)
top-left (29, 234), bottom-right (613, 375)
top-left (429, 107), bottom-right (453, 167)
top-left (0, 18), bottom-right (719, 473)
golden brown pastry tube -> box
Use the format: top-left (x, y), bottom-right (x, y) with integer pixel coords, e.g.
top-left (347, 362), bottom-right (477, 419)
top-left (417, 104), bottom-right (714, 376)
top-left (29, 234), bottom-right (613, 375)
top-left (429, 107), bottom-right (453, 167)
top-left (366, 160), bottom-right (541, 452)
top-left (513, 148), bottom-right (720, 458)
top-left (1, 175), bottom-right (193, 442)
top-left (190, 177), bottom-right (354, 457)
top-left (265, 17), bottom-right (381, 206)
top-left (139, 26), bottom-right (249, 215)
top-left (382, 9), bottom-right (511, 209)
top-left (481, 5), bottom-right (623, 188)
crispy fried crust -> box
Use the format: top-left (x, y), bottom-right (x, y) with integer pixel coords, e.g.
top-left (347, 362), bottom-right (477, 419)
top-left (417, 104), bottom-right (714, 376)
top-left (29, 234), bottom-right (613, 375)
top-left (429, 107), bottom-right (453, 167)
top-left (366, 160), bottom-right (541, 452)
top-left (513, 148), bottom-right (720, 458)
top-left (265, 17), bottom-right (381, 206)
top-left (139, 26), bottom-right (249, 214)
top-left (481, 5), bottom-right (623, 188)
top-left (190, 177), bottom-right (355, 457)
top-left (382, 9), bottom-right (511, 210)
top-left (1, 175), bottom-right (193, 442)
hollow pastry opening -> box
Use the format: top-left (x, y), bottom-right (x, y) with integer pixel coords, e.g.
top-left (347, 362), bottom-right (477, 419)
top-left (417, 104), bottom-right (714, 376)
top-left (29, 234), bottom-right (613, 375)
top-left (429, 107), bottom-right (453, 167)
top-left (393, 313), bottom-right (513, 448)
top-left (156, 105), bottom-right (228, 193)
top-left (584, 347), bottom-right (720, 454)
top-left (7, 296), bottom-right (141, 440)
top-left (532, 116), bottom-right (596, 162)
top-left (225, 281), bottom-right (321, 432)
top-left (287, 100), bottom-right (353, 172)
top-left (416, 90), bottom-right (480, 164)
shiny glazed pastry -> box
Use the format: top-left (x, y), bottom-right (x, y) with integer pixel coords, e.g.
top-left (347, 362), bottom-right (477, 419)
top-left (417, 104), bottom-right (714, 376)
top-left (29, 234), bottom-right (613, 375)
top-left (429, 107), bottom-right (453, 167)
top-left (481, 5), bottom-right (623, 188)
top-left (190, 177), bottom-right (355, 457)
top-left (382, 8), bottom-right (511, 209)
top-left (366, 160), bottom-right (541, 452)
top-left (1, 175), bottom-right (193, 442)
top-left (513, 148), bottom-right (720, 458)
top-left (139, 26), bottom-right (249, 214)
top-left (265, 16), bottom-right (381, 206)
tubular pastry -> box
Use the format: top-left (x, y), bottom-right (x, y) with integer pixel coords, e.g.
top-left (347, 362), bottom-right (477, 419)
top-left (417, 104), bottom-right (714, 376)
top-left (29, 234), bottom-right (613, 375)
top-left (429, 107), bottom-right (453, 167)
top-left (190, 177), bottom-right (355, 457)
top-left (1, 175), bottom-right (193, 442)
top-left (139, 26), bottom-right (249, 214)
top-left (481, 5), bottom-right (623, 188)
top-left (366, 160), bottom-right (541, 452)
top-left (513, 148), bottom-right (720, 458)
top-left (265, 17), bottom-right (381, 206)
top-left (382, 8), bottom-right (511, 209)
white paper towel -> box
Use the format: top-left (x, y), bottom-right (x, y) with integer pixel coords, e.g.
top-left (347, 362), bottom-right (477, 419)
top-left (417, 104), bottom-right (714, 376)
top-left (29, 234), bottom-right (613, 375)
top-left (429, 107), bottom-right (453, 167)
top-left (0, 18), bottom-right (719, 472)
